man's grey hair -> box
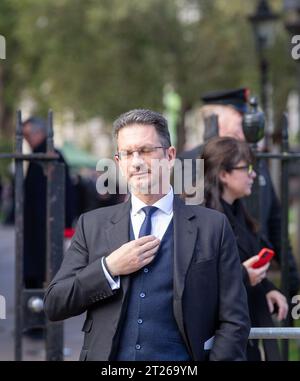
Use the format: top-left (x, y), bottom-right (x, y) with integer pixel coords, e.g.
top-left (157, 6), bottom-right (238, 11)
top-left (23, 116), bottom-right (48, 135)
top-left (113, 109), bottom-right (171, 147)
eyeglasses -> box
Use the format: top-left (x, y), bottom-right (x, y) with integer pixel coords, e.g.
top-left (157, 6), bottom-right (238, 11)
top-left (230, 164), bottom-right (254, 175)
top-left (115, 146), bottom-right (168, 160)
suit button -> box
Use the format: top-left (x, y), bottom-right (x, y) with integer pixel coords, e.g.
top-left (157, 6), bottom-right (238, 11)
top-left (143, 268), bottom-right (149, 273)
top-left (135, 344), bottom-right (141, 350)
top-left (140, 292), bottom-right (145, 298)
top-left (137, 319), bottom-right (143, 324)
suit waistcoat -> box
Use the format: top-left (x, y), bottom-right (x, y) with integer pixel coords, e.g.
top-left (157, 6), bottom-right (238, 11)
top-left (115, 219), bottom-right (191, 360)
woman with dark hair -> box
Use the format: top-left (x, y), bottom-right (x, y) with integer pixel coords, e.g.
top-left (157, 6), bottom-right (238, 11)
top-left (202, 136), bottom-right (288, 361)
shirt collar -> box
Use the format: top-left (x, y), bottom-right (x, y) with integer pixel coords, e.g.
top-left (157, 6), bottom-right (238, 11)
top-left (131, 187), bottom-right (174, 216)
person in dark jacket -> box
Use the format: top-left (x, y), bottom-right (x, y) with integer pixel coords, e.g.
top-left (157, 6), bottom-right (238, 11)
top-left (23, 117), bottom-right (76, 289)
top-left (178, 88), bottom-right (300, 298)
top-left (202, 136), bottom-right (288, 361)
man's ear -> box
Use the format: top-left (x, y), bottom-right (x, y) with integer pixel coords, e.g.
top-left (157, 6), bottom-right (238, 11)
top-left (167, 146), bottom-right (176, 169)
top-left (168, 146), bottom-right (176, 159)
top-left (114, 153), bottom-right (126, 178)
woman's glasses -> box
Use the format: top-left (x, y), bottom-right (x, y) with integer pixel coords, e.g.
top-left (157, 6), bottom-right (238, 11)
top-left (231, 164), bottom-right (254, 175)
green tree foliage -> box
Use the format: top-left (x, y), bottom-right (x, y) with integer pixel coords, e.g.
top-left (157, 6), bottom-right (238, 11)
top-left (0, 0), bottom-right (25, 138)
top-left (0, 0), bottom-right (297, 144)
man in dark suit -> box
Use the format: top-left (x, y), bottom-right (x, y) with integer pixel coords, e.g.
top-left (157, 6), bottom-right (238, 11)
top-left (44, 109), bottom-right (250, 361)
top-left (179, 88), bottom-right (300, 298)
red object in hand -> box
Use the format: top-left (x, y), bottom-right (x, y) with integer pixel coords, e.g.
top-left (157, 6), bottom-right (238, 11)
top-left (252, 248), bottom-right (275, 269)
top-left (64, 228), bottom-right (75, 238)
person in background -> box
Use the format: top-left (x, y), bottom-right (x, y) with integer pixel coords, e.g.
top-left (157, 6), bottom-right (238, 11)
top-left (202, 136), bottom-right (288, 361)
top-left (23, 116), bottom-right (76, 289)
top-left (179, 88), bottom-right (300, 299)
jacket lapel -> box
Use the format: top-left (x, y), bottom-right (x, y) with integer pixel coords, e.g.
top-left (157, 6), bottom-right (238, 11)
top-left (173, 196), bottom-right (198, 300)
top-left (173, 196), bottom-right (197, 356)
top-left (105, 198), bottom-right (131, 297)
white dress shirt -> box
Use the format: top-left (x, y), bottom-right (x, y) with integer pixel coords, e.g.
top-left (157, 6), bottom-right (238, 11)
top-left (130, 187), bottom-right (174, 240)
top-left (102, 187), bottom-right (174, 290)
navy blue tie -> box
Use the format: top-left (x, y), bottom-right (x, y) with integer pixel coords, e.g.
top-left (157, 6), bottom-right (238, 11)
top-left (138, 206), bottom-right (158, 238)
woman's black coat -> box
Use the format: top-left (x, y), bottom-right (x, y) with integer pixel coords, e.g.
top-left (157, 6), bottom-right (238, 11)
top-left (221, 199), bottom-right (281, 361)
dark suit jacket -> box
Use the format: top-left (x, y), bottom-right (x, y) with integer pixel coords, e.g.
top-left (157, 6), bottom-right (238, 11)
top-left (44, 196), bottom-right (250, 361)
